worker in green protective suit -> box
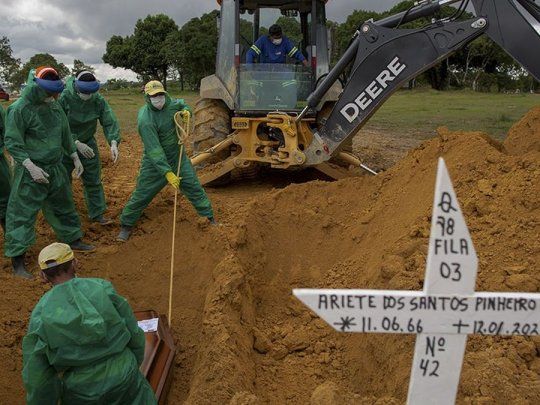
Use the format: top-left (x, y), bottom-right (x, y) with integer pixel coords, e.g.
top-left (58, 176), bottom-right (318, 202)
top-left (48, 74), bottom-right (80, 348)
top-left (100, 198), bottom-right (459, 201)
top-left (57, 71), bottom-right (121, 224)
top-left (0, 104), bottom-right (11, 232)
top-left (22, 242), bottom-right (157, 404)
top-left (4, 66), bottom-right (94, 279)
top-left (117, 80), bottom-right (215, 241)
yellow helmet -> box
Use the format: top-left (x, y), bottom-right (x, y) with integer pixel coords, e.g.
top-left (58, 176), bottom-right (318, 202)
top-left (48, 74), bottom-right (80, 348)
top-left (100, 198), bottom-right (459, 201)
top-left (38, 243), bottom-right (74, 270)
top-left (144, 80), bottom-right (166, 96)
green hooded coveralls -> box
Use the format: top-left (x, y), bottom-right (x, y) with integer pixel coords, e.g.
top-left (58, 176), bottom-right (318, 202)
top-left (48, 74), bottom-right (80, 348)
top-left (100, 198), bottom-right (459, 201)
top-left (58, 77), bottom-right (121, 220)
top-left (0, 104), bottom-right (11, 223)
top-left (4, 71), bottom-right (83, 257)
top-left (120, 94), bottom-right (213, 226)
top-left (22, 278), bottom-right (156, 404)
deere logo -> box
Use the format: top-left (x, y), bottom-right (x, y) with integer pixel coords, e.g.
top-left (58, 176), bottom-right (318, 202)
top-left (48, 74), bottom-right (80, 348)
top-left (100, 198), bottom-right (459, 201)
top-left (340, 56), bottom-right (407, 123)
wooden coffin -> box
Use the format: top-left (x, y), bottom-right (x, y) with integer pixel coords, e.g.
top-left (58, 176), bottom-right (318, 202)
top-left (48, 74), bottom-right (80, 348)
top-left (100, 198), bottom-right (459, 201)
top-left (135, 310), bottom-right (176, 404)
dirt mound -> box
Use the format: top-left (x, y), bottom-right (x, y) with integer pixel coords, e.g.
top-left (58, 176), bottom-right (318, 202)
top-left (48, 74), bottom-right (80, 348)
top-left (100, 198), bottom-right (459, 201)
top-left (227, 126), bottom-right (539, 404)
top-left (504, 106), bottom-right (540, 155)
top-left (0, 108), bottom-right (539, 404)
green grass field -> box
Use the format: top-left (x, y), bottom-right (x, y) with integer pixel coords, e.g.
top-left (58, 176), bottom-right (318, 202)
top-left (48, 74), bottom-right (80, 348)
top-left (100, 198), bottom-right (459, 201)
top-left (100, 88), bottom-right (199, 135)
top-left (94, 88), bottom-right (538, 141)
top-left (364, 89), bottom-right (539, 141)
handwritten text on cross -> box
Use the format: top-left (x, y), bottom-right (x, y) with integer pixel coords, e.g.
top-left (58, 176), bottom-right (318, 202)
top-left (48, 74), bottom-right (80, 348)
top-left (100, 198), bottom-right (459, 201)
top-left (293, 158), bottom-right (539, 405)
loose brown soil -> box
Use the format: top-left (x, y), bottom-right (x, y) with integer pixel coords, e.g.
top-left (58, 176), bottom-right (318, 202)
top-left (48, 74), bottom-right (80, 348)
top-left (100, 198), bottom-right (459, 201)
top-left (0, 107), bottom-right (539, 404)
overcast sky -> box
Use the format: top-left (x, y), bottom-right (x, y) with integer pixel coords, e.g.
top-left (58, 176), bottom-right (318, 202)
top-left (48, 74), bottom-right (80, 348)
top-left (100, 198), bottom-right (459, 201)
top-left (1, 0), bottom-right (405, 81)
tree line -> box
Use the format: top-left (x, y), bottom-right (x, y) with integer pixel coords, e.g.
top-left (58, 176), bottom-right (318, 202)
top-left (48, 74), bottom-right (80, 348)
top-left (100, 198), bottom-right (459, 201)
top-left (331, 2), bottom-right (538, 92)
top-left (1, 1), bottom-right (537, 93)
top-left (101, 0), bottom-right (537, 92)
top-left (0, 45), bottom-right (98, 90)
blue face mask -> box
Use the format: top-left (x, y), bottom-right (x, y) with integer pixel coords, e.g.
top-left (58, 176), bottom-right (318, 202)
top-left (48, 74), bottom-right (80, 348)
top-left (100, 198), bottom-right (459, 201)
top-left (272, 38), bottom-right (283, 45)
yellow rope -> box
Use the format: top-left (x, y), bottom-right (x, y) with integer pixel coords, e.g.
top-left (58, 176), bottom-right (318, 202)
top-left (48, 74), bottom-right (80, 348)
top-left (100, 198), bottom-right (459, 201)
top-left (168, 111), bottom-right (190, 326)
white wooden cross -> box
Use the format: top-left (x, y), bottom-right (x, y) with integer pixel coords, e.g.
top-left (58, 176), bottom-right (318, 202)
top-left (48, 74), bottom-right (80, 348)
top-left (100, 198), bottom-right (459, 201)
top-left (294, 158), bottom-right (540, 404)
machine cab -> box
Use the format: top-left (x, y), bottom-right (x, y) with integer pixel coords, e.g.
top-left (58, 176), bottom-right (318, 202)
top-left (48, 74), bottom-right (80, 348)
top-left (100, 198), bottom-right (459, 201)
top-left (211, 0), bottom-right (331, 112)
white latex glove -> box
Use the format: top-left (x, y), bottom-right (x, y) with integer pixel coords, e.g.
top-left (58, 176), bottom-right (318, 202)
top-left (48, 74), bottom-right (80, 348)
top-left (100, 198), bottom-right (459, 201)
top-left (110, 140), bottom-right (119, 163)
top-left (71, 153), bottom-right (84, 178)
top-left (22, 158), bottom-right (49, 184)
top-left (75, 140), bottom-right (95, 159)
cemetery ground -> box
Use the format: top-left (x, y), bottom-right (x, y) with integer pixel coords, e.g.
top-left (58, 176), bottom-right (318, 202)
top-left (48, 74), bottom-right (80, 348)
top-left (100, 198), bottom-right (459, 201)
top-left (104, 87), bottom-right (539, 171)
top-left (0, 91), bottom-right (539, 403)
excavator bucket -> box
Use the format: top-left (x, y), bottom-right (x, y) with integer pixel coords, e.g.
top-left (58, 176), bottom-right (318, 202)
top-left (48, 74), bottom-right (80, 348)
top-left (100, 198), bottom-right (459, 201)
top-left (472, 0), bottom-right (540, 80)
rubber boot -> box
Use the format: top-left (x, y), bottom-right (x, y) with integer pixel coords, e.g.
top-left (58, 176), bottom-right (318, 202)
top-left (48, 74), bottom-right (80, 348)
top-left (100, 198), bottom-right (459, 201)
top-left (117, 225), bottom-right (133, 242)
top-left (93, 215), bottom-right (113, 226)
top-left (70, 239), bottom-right (96, 252)
top-left (12, 255), bottom-right (33, 279)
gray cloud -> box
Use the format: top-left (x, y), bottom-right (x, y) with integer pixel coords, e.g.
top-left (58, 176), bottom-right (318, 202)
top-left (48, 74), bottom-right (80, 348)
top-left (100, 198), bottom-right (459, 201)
top-left (1, 0), bottom-right (430, 79)
top-left (2, 0), bottom-right (218, 65)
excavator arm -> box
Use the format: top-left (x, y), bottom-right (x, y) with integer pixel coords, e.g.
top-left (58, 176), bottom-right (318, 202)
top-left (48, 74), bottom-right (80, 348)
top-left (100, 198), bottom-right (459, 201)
top-left (302, 0), bottom-right (540, 165)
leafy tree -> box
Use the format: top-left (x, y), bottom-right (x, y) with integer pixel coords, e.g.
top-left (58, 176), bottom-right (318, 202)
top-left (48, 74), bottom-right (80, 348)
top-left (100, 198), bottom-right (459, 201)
top-left (11, 53), bottom-right (69, 88)
top-left (329, 1), bottom-right (521, 91)
top-left (448, 35), bottom-right (516, 91)
top-left (102, 78), bottom-right (131, 91)
top-left (239, 18), bottom-right (255, 46)
top-left (102, 35), bottom-right (132, 73)
top-left (326, 20), bottom-right (340, 66)
top-left (172, 11), bottom-right (219, 90)
top-left (103, 14), bottom-right (179, 89)
top-left (380, 1), bottom-right (474, 90)
top-left (332, 10), bottom-right (381, 65)
top-left (275, 16), bottom-right (302, 44)
top-left (0, 37), bottom-right (20, 86)
top-left (72, 59), bottom-right (95, 75)
top-left (516, 73), bottom-right (539, 93)
top-left (163, 30), bottom-right (186, 90)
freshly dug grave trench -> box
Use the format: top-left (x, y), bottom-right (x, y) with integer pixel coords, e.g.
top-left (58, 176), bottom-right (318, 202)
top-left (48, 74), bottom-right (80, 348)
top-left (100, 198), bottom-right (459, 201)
top-left (0, 107), bottom-right (538, 404)
top-left (179, 108), bottom-right (540, 404)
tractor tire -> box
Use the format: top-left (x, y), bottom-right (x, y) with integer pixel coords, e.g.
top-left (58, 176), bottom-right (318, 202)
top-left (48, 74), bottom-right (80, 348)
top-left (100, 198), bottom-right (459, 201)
top-left (192, 98), bottom-right (232, 164)
top-left (192, 98), bottom-right (260, 185)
